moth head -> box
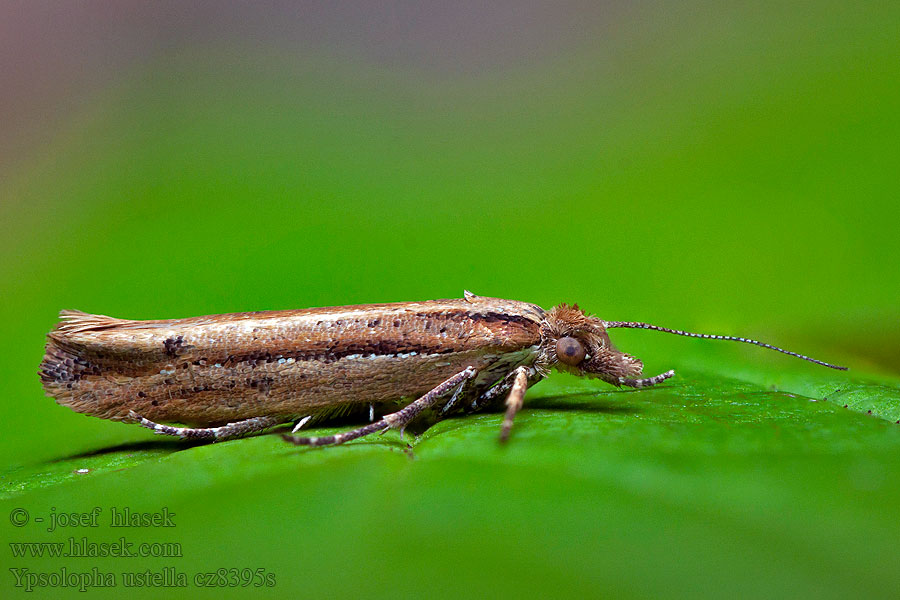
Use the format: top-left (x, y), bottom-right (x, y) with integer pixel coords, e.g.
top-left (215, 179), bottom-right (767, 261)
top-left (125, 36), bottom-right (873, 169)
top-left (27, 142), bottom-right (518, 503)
top-left (539, 302), bottom-right (847, 388)
top-left (541, 303), bottom-right (848, 386)
top-left (540, 303), bottom-right (644, 381)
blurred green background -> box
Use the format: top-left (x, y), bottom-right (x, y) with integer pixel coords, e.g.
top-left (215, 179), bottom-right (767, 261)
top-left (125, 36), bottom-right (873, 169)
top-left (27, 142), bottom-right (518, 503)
top-left (2, 2), bottom-right (899, 598)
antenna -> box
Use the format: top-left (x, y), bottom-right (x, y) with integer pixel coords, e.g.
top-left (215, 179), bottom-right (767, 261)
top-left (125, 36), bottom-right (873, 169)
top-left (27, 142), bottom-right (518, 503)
top-left (602, 321), bottom-right (847, 370)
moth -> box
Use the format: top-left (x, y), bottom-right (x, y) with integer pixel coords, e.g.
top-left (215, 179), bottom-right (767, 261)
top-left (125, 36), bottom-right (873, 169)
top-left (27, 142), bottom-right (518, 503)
top-left (40, 291), bottom-right (846, 446)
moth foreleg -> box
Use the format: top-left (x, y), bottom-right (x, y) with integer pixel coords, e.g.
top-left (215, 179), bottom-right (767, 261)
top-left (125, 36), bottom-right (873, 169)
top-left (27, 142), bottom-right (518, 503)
top-left (472, 365), bottom-right (542, 411)
top-left (605, 370), bottom-right (675, 389)
top-left (499, 365), bottom-right (531, 443)
top-left (282, 366), bottom-right (479, 448)
top-left (129, 411), bottom-right (286, 441)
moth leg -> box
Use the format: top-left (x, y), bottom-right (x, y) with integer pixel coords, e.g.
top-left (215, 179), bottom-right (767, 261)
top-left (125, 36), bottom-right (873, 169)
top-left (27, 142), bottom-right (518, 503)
top-left (602, 370), bottom-right (675, 389)
top-left (499, 366), bottom-right (531, 443)
top-left (473, 365), bottom-right (542, 410)
top-left (291, 415), bottom-right (312, 433)
top-left (282, 366), bottom-right (478, 447)
top-left (128, 411), bottom-right (285, 441)
top-left (440, 371), bottom-right (477, 415)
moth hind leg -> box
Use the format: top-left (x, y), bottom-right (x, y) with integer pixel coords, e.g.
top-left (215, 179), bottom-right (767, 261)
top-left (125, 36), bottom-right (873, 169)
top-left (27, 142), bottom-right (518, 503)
top-left (129, 411), bottom-right (286, 441)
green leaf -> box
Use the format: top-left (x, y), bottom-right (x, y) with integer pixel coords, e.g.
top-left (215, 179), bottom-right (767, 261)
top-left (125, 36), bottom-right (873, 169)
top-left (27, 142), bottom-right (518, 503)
top-left (4, 364), bottom-right (900, 599)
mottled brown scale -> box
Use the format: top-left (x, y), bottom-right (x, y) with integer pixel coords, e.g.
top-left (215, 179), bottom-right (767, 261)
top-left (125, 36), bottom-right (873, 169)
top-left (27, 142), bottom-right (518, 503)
top-left (40, 295), bottom-right (544, 426)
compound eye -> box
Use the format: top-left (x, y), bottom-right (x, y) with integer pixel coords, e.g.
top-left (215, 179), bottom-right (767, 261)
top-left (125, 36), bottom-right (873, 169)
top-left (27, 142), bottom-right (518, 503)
top-left (556, 336), bottom-right (586, 366)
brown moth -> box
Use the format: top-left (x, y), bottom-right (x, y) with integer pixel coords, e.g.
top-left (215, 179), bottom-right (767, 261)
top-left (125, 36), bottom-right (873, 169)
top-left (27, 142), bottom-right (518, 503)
top-left (39, 291), bottom-right (846, 446)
